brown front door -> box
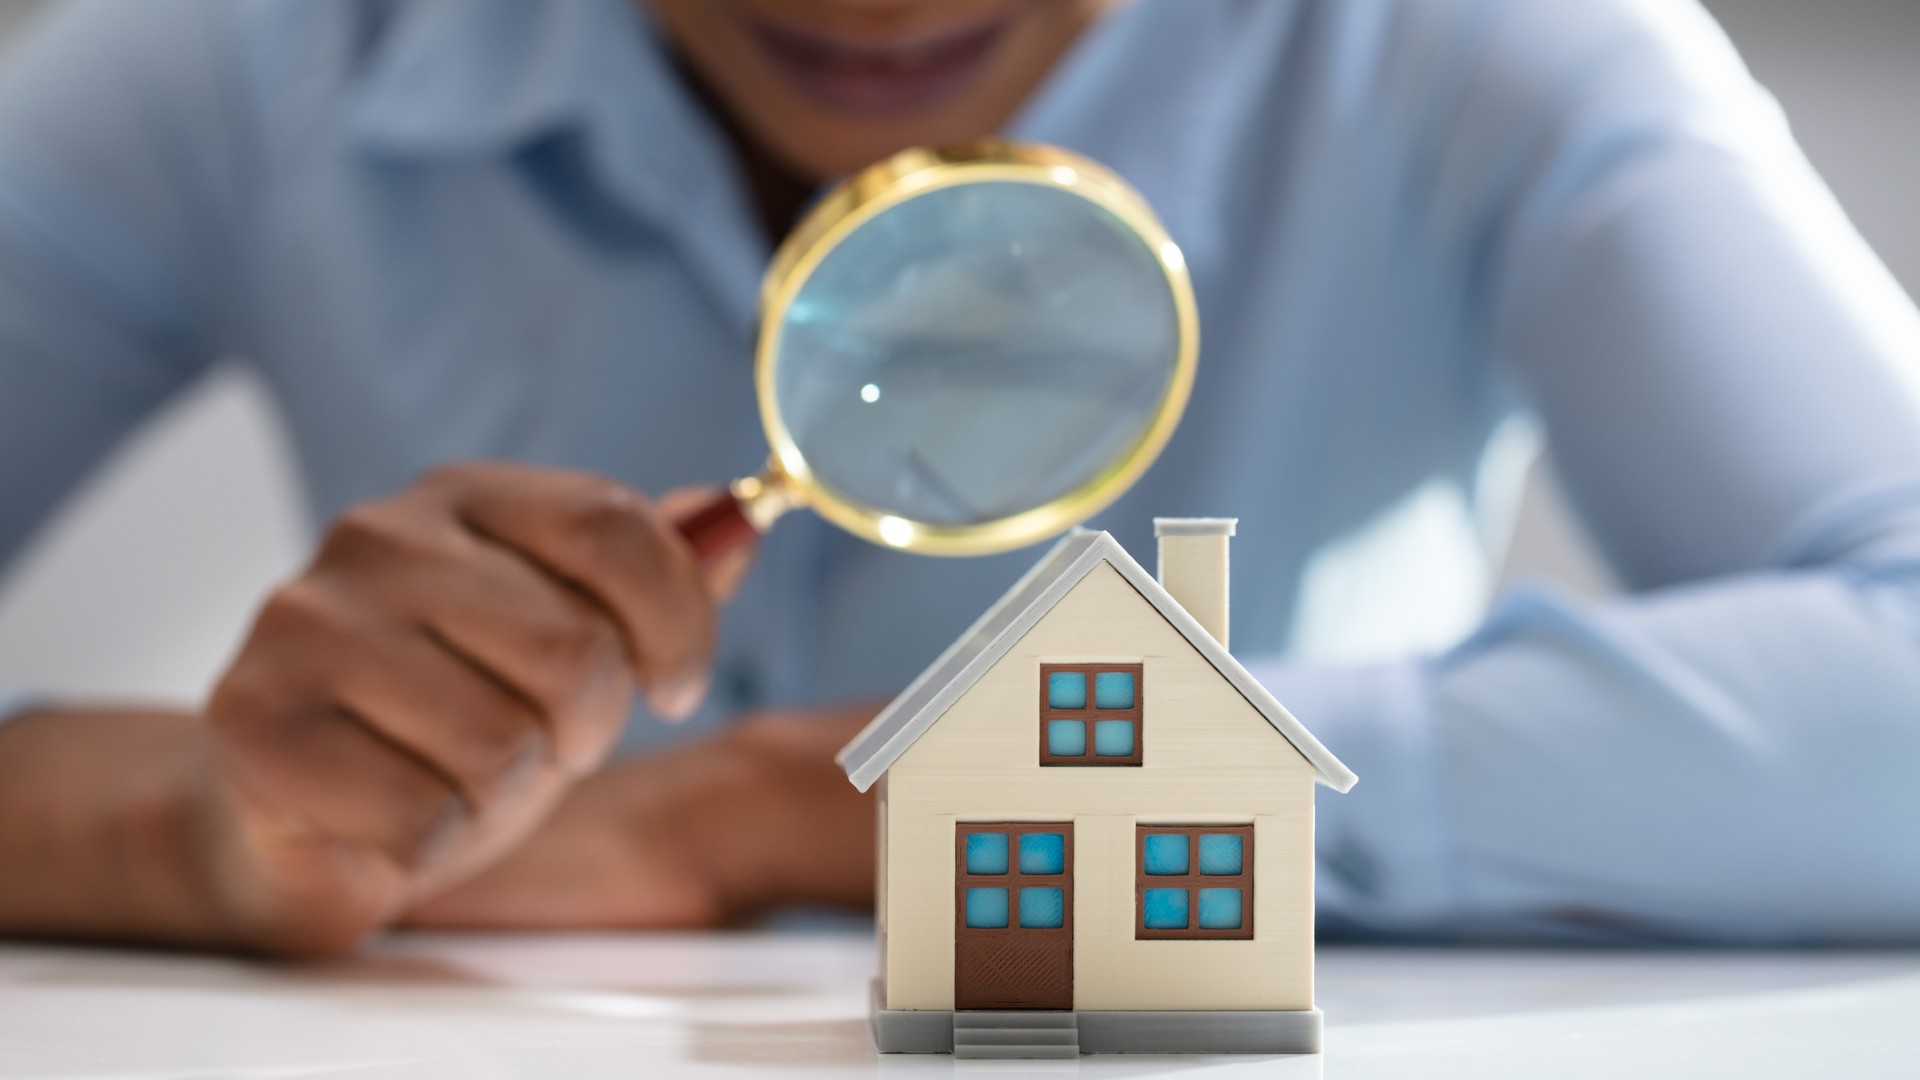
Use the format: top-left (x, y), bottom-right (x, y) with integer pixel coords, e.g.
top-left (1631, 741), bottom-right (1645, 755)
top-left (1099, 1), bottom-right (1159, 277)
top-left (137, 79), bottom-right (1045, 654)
top-left (954, 823), bottom-right (1073, 1010)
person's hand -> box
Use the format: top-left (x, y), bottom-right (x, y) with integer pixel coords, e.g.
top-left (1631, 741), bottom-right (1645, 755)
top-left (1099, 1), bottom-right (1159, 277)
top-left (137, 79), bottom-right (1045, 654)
top-left (399, 703), bottom-right (881, 929)
top-left (192, 463), bottom-right (737, 955)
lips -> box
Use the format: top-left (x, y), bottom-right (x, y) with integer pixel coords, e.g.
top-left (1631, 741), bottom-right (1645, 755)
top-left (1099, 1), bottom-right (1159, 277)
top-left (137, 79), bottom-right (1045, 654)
top-left (748, 13), bottom-right (1012, 113)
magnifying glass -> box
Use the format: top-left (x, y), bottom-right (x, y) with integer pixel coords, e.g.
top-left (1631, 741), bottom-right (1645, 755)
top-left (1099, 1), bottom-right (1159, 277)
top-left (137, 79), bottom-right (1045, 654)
top-left (680, 139), bottom-right (1198, 560)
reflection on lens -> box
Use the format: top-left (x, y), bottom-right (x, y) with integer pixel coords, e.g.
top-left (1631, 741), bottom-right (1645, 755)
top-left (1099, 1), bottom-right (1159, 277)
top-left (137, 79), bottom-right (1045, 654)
top-left (772, 181), bottom-right (1182, 528)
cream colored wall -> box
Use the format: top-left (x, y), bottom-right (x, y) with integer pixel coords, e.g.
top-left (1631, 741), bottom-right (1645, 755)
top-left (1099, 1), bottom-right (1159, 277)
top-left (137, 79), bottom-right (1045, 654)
top-left (881, 562), bottom-right (1317, 1012)
top-left (874, 775), bottom-right (889, 975)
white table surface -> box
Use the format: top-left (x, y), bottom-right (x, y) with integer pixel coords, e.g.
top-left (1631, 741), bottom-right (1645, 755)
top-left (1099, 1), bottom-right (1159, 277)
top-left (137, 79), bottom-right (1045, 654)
top-left (1, 930), bottom-right (1916, 1079)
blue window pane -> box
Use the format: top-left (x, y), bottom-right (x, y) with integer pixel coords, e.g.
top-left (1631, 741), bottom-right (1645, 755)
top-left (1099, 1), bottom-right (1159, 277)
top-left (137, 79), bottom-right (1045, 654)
top-left (965, 833), bottom-right (1008, 875)
top-left (1094, 720), bottom-right (1135, 756)
top-left (965, 888), bottom-right (1009, 928)
top-left (1198, 888), bottom-right (1243, 929)
top-left (1143, 834), bottom-right (1189, 875)
top-left (1095, 671), bottom-right (1135, 709)
top-left (1143, 888), bottom-right (1189, 929)
top-left (1019, 888), bottom-right (1065, 928)
top-left (1048, 672), bottom-right (1087, 708)
top-left (1019, 833), bottom-right (1065, 875)
top-left (1047, 720), bottom-right (1086, 756)
top-left (1198, 833), bottom-right (1243, 875)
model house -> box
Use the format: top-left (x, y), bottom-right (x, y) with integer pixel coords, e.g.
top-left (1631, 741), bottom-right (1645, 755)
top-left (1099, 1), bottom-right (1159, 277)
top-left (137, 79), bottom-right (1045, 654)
top-left (837, 519), bottom-right (1357, 1057)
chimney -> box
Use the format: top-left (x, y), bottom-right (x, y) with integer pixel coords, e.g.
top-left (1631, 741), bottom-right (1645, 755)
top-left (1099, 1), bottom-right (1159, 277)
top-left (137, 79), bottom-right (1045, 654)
top-left (1154, 518), bottom-right (1236, 648)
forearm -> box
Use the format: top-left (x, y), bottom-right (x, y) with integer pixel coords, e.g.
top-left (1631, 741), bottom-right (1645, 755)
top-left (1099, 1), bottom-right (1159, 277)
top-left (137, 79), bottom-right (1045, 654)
top-left (1272, 554), bottom-right (1920, 944)
top-left (0, 708), bottom-right (228, 946)
top-left (401, 704), bottom-right (879, 930)
top-left (710, 707), bottom-right (877, 915)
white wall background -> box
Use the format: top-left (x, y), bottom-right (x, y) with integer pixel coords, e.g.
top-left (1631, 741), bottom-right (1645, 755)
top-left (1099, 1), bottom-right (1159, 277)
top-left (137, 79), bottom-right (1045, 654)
top-left (0, 0), bottom-right (1916, 707)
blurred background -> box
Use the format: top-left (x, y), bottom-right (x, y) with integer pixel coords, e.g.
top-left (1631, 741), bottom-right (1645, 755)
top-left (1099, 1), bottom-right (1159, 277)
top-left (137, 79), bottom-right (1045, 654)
top-left (0, 0), bottom-right (1915, 707)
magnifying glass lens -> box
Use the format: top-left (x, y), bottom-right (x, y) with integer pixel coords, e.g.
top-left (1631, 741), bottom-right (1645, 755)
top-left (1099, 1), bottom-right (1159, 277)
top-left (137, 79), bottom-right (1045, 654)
top-left (772, 181), bottom-right (1183, 528)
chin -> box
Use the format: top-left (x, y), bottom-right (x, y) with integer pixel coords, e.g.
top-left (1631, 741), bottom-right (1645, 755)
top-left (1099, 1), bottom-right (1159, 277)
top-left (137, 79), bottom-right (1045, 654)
top-left (743, 102), bottom-right (1002, 182)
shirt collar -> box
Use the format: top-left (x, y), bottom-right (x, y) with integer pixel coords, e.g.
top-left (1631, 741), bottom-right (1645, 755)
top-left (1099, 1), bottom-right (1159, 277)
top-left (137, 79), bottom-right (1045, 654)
top-left (344, 0), bottom-right (1239, 328)
top-left (351, 0), bottom-right (625, 154)
top-left (350, 0), bottom-right (768, 328)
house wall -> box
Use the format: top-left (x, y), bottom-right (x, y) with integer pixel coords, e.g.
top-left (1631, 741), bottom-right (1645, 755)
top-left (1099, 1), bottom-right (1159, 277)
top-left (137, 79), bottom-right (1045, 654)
top-left (883, 562), bottom-right (1318, 1012)
top-left (875, 775), bottom-right (889, 977)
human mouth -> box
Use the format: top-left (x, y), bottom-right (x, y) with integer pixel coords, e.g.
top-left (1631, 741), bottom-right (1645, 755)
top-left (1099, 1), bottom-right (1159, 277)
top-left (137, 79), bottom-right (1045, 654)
top-left (748, 13), bottom-right (1013, 114)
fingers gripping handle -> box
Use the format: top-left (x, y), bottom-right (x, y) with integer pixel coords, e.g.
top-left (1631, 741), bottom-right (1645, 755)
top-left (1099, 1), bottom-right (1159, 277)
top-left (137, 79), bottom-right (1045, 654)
top-left (676, 470), bottom-right (803, 570)
top-left (678, 490), bottom-right (761, 570)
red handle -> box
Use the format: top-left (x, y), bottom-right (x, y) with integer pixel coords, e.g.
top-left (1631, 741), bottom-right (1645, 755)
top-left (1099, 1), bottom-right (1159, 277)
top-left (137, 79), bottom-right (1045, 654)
top-left (677, 489), bottom-right (761, 570)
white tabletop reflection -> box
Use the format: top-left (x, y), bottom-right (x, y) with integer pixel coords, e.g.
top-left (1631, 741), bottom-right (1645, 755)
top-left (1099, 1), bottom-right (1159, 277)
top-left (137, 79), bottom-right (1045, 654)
top-left (1, 930), bottom-right (1916, 1079)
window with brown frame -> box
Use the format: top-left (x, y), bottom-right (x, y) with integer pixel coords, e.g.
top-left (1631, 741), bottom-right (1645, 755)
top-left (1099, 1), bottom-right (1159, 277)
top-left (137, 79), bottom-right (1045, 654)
top-left (1135, 824), bottom-right (1254, 940)
top-left (1039, 662), bottom-right (1143, 766)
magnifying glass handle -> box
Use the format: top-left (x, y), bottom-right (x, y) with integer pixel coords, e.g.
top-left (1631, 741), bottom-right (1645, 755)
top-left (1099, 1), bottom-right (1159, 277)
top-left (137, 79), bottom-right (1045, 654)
top-left (676, 468), bottom-right (804, 570)
top-left (678, 490), bottom-right (760, 569)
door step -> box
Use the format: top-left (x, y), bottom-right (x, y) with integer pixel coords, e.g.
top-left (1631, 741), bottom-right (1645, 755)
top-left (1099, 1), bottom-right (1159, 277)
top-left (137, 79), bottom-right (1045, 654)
top-left (952, 1011), bottom-right (1080, 1059)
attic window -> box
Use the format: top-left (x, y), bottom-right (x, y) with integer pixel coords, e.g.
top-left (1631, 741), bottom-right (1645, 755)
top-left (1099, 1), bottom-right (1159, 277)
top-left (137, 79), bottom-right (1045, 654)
top-left (1039, 663), bottom-right (1143, 766)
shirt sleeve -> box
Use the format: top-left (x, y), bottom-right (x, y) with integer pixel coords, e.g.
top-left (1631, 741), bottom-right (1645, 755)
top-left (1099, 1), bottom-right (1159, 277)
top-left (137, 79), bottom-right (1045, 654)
top-left (1269, 0), bottom-right (1920, 944)
top-left (0, 0), bottom-right (244, 727)
top-left (0, 0), bottom-right (242, 570)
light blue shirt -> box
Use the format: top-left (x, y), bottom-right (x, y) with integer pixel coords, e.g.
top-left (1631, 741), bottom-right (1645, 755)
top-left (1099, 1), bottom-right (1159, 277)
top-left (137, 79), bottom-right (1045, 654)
top-left (1, 0), bottom-right (1917, 944)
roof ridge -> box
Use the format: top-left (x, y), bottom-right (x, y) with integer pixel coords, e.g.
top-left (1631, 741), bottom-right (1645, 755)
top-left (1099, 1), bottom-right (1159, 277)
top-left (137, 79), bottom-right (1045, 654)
top-left (836, 530), bottom-right (1356, 794)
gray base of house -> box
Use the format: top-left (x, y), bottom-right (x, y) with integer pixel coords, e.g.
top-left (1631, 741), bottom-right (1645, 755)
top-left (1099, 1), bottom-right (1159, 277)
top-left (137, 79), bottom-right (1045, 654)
top-left (869, 980), bottom-right (1322, 1056)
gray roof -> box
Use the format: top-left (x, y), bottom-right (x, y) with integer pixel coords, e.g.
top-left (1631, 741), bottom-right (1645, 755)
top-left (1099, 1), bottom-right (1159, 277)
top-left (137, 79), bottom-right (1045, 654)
top-left (835, 530), bottom-right (1358, 794)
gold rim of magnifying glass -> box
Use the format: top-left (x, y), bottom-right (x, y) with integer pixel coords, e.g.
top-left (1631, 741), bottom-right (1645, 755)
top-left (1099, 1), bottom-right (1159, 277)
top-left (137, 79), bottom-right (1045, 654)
top-left (747, 139), bottom-right (1199, 557)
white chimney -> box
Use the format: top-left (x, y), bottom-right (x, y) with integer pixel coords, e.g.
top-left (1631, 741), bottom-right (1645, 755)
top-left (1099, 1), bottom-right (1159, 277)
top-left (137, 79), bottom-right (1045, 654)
top-left (1154, 518), bottom-right (1236, 649)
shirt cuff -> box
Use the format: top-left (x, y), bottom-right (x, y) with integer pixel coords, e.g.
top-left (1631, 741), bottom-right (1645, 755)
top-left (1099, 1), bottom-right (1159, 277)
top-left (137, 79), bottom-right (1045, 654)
top-left (1248, 656), bottom-right (1465, 934)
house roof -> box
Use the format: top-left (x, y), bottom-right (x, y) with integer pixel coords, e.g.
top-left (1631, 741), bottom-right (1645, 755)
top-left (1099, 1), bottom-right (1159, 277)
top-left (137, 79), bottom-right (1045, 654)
top-left (835, 530), bottom-right (1359, 794)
